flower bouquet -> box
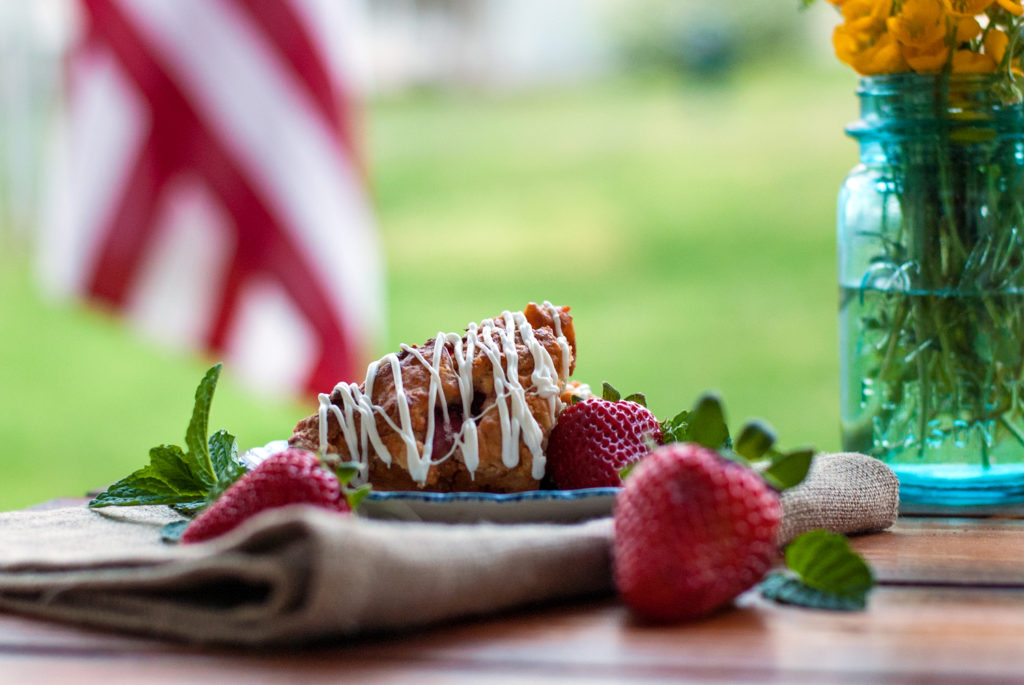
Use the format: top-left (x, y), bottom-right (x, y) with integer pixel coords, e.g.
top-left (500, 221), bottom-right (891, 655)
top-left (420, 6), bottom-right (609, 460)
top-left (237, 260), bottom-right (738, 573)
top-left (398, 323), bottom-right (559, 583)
top-left (812, 0), bottom-right (1024, 505)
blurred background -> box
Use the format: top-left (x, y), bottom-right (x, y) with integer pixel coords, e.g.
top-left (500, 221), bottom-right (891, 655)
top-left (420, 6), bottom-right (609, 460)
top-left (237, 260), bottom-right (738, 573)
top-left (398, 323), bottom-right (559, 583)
top-left (0, 0), bottom-right (856, 511)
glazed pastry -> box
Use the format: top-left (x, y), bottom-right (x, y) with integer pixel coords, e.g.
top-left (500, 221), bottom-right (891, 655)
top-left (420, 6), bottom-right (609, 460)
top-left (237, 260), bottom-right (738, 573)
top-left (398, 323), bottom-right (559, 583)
top-left (289, 302), bottom-right (576, 492)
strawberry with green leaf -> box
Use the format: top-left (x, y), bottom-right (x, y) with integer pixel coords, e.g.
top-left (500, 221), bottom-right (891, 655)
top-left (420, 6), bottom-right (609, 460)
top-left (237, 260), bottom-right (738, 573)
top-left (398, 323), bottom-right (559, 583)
top-left (91, 364), bottom-right (367, 543)
top-left (180, 449), bottom-right (366, 543)
top-left (613, 393), bottom-right (819, 622)
top-left (545, 383), bottom-right (663, 489)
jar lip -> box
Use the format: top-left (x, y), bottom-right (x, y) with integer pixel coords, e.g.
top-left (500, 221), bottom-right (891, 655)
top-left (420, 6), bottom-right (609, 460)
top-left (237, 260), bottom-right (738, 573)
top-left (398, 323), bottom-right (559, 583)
top-left (857, 73), bottom-right (1003, 95)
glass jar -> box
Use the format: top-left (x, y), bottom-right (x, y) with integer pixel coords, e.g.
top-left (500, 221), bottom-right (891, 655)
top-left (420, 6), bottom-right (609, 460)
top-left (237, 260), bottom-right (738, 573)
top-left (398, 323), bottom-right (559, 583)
top-left (838, 73), bottom-right (1024, 508)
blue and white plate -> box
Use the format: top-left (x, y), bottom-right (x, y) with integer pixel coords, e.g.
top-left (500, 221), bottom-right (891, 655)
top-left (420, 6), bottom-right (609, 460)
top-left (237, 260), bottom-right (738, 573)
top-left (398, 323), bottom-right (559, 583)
top-left (360, 487), bottom-right (619, 524)
top-left (241, 442), bottom-right (618, 524)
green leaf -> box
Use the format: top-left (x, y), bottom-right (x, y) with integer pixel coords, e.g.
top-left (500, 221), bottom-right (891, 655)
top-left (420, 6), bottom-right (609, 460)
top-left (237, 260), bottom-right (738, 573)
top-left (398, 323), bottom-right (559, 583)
top-left (601, 382), bottom-right (621, 402)
top-left (170, 501), bottom-right (207, 517)
top-left (161, 520), bottom-right (189, 544)
top-left (618, 461), bottom-right (639, 482)
top-left (89, 478), bottom-right (207, 508)
top-left (185, 363), bottom-right (222, 486)
top-left (89, 363), bottom-right (238, 512)
top-left (107, 468), bottom-right (176, 496)
top-left (90, 463), bottom-right (180, 508)
top-left (208, 429), bottom-right (245, 490)
top-left (761, 449), bottom-right (814, 491)
top-left (759, 572), bottom-right (866, 611)
top-left (345, 484), bottom-right (373, 511)
top-left (333, 462), bottom-right (363, 487)
top-left (659, 410), bottom-right (690, 444)
top-left (623, 392), bottom-right (647, 407)
top-left (760, 530), bottom-right (875, 610)
top-left (786, 530), bottom-right (874, 597)
top-left (734, 421), bottom-right (776, 461)
top-left (716, 447), bottom-right (751, 469)
top-left (148, 444), bottom-right (210, 495)
top-left (686, 394), bottom-right (731, 450)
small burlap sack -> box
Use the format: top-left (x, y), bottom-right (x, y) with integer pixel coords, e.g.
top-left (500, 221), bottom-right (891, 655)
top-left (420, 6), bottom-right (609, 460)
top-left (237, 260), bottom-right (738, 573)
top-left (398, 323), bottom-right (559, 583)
top-left (0, 452), bottom-right (897, 645)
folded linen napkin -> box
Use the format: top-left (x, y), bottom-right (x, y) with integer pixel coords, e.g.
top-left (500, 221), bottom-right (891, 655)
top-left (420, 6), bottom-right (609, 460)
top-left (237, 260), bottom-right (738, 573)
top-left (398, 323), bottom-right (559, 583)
top-left (0, 452), bottom-right (897, 645)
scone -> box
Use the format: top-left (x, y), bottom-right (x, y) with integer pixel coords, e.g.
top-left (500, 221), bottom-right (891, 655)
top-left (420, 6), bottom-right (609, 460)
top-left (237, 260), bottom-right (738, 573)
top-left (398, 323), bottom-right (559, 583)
top-left (289, 302), bottom-right (576, 492)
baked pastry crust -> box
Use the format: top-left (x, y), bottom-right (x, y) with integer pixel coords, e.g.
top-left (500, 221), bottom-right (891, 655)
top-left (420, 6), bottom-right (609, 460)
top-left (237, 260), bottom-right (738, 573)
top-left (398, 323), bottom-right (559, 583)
top-left (290, 302), bottom-right (576, 492)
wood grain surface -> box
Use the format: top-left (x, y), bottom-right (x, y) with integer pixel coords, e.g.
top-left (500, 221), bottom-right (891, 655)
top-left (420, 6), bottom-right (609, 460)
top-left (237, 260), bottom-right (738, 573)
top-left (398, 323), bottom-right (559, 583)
top-left (853, 517), bottom-right (1024, 586)
top-left (3, 514), bottom-right (1023, 683)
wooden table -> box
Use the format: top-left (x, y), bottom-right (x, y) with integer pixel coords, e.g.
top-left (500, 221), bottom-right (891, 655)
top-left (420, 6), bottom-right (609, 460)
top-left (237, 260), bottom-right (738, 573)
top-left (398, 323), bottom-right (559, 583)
top-left (3, 515), bottom-right (1024, 683)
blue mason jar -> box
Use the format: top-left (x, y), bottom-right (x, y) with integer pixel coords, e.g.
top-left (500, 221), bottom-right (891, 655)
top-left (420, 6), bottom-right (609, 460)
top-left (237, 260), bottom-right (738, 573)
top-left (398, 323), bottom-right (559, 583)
top-left (838, 73), bottom-right (1024, 508)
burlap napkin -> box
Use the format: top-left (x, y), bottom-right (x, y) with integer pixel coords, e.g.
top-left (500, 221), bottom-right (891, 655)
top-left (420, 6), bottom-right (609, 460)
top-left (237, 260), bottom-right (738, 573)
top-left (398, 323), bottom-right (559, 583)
top-left (0, 452), bottom-right (897, 645)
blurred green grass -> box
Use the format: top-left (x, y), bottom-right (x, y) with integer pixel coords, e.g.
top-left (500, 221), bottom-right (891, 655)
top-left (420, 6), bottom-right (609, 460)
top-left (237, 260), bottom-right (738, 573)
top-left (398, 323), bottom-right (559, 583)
top-left (0, 65), bottom-right (860, 511)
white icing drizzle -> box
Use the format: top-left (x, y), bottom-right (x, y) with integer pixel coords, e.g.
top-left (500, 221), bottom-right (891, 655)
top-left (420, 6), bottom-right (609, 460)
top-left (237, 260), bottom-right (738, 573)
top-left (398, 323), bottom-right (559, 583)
top-left (317, 304), bottom-right (571, 486)
top-left (543, 299), bottom-right (572, 381)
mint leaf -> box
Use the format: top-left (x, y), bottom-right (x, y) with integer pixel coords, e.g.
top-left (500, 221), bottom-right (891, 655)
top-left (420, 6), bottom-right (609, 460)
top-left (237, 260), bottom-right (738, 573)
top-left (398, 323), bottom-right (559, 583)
top-left (148, 444), bottom-right (211, 494)
top-left (786, 530), bottom-right (874, 597)
top-left (660, 410), bottom-right (690, 444)
top-left (208, 429), bottom-right (245, 493)
top-left (161, 521), bottom-right (189, 544)
top-left (89, 471), bottom-right (206, 507)
top-left (184, 363), bottom-right (221, 488)
top-left (759, 573), bottom-right (866, 611)
top-left (171, 501), bottom-right (208, 516)
top-left (760, 530), bottom-right (875, 610)
top-left (760, 448), bottom-right (814, 492)
top-left (734, 421), bottom-right (776, 461)
top-left (89, 363), bottom-right (243, 514)
top-left (686, 394), bottom-right (731, 450)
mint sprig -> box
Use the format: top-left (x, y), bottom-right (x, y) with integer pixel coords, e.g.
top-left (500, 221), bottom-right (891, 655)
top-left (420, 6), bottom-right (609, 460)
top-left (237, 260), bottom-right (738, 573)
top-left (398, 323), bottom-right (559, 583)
top-left (760, 530), bottom-right (875, 611)
top-left (660, 393), bottom-right (813, 491)
top-left (89, 364), bottom-right (246, 513)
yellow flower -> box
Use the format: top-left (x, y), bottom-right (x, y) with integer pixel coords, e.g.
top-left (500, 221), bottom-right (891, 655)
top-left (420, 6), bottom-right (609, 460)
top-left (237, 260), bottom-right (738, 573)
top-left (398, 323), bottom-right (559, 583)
top-left (953, 49), bottom-right (997, 72)
top-left (996, 0), bottom-right (1024, 14)
top-left (902, 38), bottom-right (951, 71)
top-left (985, 29), bottom-right (1010, 64)
top-left (832, 0), bottom-right (907, 74)
top-left (862, 33), bottom-right (911, 73)
top-left (836, 26), bottom-right (909, 74)
top-left (840, 0), bottom-right (892, 23)
top-left (941, 0), bottom-right (993, 14)
top-left (954, 16), bottom-right (982, 43)
top-left (888, 0), bottom-right (947, 47)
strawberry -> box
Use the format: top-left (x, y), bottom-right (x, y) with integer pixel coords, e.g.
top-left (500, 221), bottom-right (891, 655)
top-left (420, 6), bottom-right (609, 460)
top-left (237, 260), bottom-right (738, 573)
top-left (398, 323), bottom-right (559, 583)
top-left (613, 442), bottom-right (782, 621)
top-left (547, 389), bottom-right (662, 489)
top-left (181, 449), bottom-right (350, 543)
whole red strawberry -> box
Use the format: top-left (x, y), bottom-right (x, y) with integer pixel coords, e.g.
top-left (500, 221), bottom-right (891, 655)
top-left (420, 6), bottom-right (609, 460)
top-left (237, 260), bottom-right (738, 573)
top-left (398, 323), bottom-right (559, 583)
top-left (181, 449), bottom-right (349, 543)
top-left (613, 442), bottom-right (782, 621)
top-left (547, 394), bottom-right (662, 489)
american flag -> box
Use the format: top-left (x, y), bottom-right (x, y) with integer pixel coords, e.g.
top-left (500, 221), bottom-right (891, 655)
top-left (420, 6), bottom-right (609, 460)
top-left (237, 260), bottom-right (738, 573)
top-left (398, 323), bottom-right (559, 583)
top-left (39, 0), bottom-right (383, 395)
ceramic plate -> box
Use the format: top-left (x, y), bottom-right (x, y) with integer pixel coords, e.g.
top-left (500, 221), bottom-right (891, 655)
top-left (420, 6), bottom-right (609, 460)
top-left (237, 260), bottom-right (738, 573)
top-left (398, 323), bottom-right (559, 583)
top-left (360, 488), bottom-right (619, 524)
top-left (241, 442), bottom-right (618, 524)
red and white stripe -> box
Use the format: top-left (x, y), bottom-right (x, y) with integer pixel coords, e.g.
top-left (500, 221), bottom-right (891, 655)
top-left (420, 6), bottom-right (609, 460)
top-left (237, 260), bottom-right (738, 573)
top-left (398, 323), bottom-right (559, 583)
top-left (40, 0), bottom-right (382, 395)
